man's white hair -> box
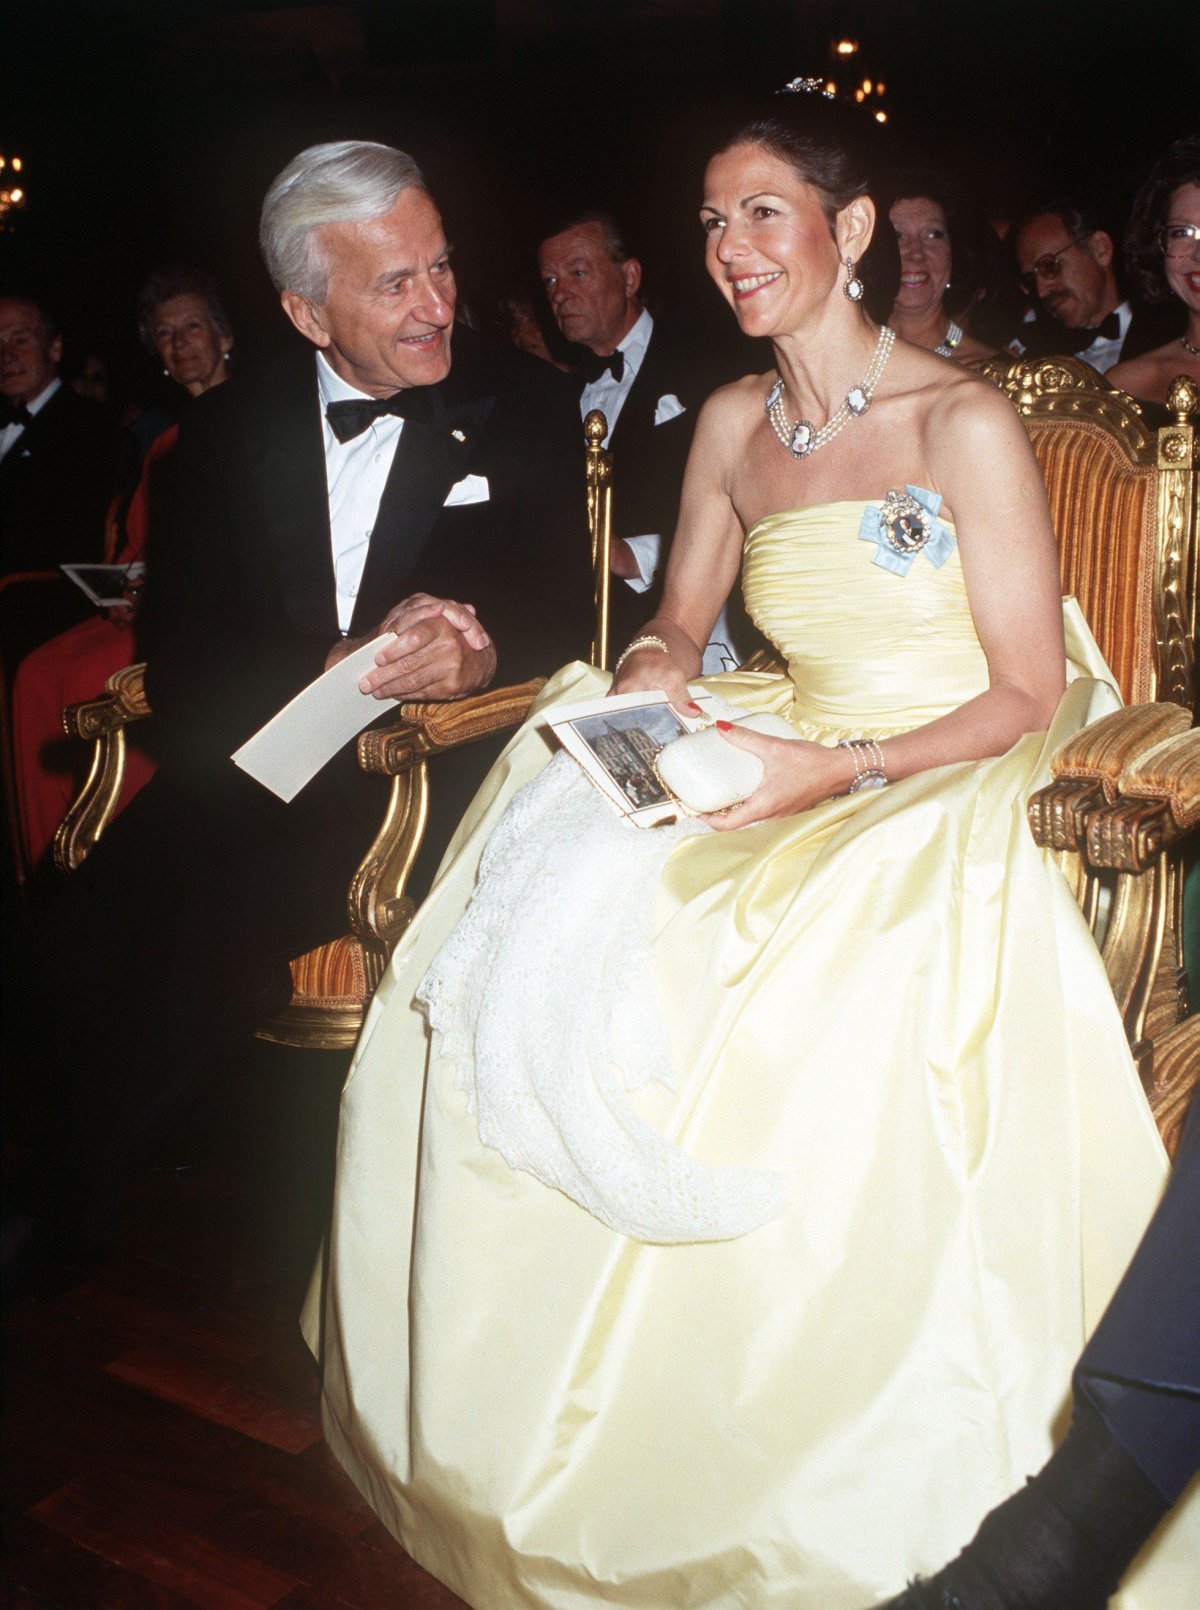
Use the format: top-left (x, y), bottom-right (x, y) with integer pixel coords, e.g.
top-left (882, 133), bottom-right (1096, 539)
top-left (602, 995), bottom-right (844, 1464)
top-left (259, 140), bottom-right (426, 304)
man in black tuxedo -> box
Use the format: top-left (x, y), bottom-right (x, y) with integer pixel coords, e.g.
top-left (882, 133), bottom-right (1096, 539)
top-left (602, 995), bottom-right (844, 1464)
top-left (537, 212), bottom-right (751, 670)
top-left (0, 295), bottom-right (122, 573)
top-left (1010, 201), bottom-right (1165, 373)
top-left (6, 141), bottom-right (591, 1257)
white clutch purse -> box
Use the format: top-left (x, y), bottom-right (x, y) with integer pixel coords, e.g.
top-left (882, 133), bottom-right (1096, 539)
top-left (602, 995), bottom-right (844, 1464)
top-left (654, 713), bottom-right (801, 814)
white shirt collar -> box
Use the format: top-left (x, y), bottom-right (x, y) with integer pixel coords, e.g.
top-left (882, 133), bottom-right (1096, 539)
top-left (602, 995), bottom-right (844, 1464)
top-left (26, 376), bottom-right (62, 416)
top-left (317, 348), bottom-right (383, 407)
top-left (616, 307), bottom-right (653, 366)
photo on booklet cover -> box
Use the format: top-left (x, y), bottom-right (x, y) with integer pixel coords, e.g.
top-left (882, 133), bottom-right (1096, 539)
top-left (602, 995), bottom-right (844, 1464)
top-left (549, 689), bottom-right (719, 827)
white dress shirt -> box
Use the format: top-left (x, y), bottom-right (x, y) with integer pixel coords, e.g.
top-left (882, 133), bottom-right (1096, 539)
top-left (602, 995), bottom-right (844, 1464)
top-left (317, 352), bottom-right (405, 634)
top-left (0, 375), bottom-right (61, 462)
top-left (1077, 301), bottom-right (1131, 375)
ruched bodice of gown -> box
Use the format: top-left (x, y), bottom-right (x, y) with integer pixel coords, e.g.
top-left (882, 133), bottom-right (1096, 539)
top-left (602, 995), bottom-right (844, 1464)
top-left (305, 500), bottom-right (1198, 1608)
top-left (743, 502), bottom-right (988, 733)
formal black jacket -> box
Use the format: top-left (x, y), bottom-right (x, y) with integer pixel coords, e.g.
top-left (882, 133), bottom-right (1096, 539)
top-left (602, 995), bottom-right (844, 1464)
top-left (141, 327), bottom-right (594, 772)
top-left (0, 383), bottom-right (126, 573)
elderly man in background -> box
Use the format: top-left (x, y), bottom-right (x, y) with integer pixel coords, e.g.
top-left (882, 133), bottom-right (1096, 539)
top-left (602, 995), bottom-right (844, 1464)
top-left (3, 141), bottom-right (591, 1280)
top-left (537, 211), bottom-right (751, 670)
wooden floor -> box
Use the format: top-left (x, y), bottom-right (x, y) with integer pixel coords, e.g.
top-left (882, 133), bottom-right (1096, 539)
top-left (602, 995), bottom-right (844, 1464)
top-left (1, 1043), bottom-right (468, 1609)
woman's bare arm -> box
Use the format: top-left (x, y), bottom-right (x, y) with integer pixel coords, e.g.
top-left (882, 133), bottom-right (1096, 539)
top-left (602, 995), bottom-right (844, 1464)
top-left (610, 384), bottom-right (750, 708)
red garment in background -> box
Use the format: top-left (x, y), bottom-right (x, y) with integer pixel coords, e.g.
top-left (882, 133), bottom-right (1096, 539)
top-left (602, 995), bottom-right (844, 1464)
top-left (13, 424), bottom-right (178, 871)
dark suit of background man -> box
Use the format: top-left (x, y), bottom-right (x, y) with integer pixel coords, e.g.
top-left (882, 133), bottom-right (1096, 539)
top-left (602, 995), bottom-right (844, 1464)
top-left (6, 141), bottom-right (591, 1262)
top-left (0, 295), bottom-right (122, 574)
top-left (537, 212), bottom-right (751, 671)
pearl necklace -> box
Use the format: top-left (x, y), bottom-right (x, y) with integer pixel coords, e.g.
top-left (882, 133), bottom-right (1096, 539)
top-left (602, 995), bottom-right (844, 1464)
top-left (765, 325), bottom-right (896, 459)
top-left (1181, 334), bottom-right (1200, 359)
top-left (934, 320), bottom-right (964, 358)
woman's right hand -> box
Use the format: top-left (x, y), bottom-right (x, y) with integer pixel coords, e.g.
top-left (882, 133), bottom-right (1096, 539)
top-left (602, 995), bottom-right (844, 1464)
top-left (610, 646), bottom-right (697, 716)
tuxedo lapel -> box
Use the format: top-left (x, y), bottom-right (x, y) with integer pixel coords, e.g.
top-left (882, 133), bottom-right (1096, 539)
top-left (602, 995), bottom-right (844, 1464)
top-left (351, 391), bottom-right (494, 635)
top-left (243, 367), bottom-right (338, 638)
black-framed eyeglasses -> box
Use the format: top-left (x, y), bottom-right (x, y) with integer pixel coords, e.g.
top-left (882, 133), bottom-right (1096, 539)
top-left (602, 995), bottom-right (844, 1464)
top-left (1018, 234), bottom-right (1092, 296)
top-left (1158, 222), bottom-right (1200, 258)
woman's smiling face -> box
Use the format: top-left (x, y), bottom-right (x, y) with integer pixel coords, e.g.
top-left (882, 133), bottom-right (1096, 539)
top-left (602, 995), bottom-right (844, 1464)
top-left (701, 143), bottom-right (843, 338)
top-left (889, 196), bottom-right (952, 320)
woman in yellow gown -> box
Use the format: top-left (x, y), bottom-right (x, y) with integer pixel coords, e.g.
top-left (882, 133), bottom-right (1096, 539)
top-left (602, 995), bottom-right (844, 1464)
top-left (304, 88), bottom-right (1198, 1606)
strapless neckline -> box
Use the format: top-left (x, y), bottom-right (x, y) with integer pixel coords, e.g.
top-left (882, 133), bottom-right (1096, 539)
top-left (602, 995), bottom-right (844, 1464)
top-left (747, 497), bottom-right (957, 542)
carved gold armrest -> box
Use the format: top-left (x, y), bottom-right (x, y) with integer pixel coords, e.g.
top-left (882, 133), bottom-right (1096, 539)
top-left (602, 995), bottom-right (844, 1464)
top-left (54, 664), bottom-right (152, 874)
top-left (357, 677), bottom-right (546, 775)
top-left (1083, 726), bottom-right (1200, 872)
top-left (62, 662), bottom-right (151, 739)
top-left (348, 676), bottom-right (546, 950)
top-left (1028, 703), bottom-right (1193, 853)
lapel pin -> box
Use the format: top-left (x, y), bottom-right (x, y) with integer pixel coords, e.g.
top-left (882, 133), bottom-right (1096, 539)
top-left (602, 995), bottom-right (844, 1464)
top-left (451, 428), bottom-right (467, 442)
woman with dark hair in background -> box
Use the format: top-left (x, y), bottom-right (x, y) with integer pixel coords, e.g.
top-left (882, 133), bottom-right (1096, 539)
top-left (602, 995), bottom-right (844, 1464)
top-left (886, 169), bottom-right (995, 362)
top-left (305, 85), bottom-right (1197, 1606)
top-left (1108, 133), bottom-right (1200, 407)
top-left (11, 268), bottom-right (232, 873)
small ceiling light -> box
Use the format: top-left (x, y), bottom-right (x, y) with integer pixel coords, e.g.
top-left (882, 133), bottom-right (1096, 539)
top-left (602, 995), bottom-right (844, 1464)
top-left (835, 38), bottom-right (858, 56)
top-left (825, 79), bottom-right (837, 94)
top-left (874, 110), bottom-right (888, 123)
top-left (12, 157), bottom-right (23, 172)
top-left (876, 81), bottom-right (886, 94)
top-left (863, 79), bottom-right (872, 93)
top-left (9, 187), bottom-right (23, 202)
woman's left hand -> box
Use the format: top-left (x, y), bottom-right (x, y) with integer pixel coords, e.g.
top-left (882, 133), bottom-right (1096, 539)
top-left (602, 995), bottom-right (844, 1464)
top-left (701, 723), bottom-right (852, 831)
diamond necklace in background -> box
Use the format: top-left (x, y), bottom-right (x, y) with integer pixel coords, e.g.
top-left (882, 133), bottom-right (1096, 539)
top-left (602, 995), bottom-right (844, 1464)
top-left (765, 324), bottom-right (896, 459)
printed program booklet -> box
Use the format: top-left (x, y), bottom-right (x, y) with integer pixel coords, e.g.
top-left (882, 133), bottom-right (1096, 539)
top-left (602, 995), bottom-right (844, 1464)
top-left (548, 688), bottom-right (723, 827)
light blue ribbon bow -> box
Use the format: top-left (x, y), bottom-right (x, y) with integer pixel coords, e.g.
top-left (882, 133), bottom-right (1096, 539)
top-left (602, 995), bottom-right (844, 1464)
top-left (858, 485), bottom-right (956, 576)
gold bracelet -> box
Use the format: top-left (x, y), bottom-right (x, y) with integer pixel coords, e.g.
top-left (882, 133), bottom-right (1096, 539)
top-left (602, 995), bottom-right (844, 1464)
top-left (613, 634), bottom-right (672, 677)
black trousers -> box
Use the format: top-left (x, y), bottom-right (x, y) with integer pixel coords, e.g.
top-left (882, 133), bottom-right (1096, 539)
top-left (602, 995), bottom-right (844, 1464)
top-left (1075, 1091), bottom-right (1200, 1502)
top-left (11, 731), bottom-right (501, 1245)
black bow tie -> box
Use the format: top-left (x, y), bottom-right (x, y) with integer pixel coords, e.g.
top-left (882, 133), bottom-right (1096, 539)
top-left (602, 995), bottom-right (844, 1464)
top-left (578, 348), bottom-right (626, 385)
top-left (0, 398), bottom-right (33, 430)
top-left (1084, 312), bottom-right (1122, 343)
top-left (325, 388), bottom-right (432, 444)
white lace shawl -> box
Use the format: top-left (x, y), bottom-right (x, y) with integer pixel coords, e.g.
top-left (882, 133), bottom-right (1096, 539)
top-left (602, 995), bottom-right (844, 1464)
top-left (417, 753), bottom-right (788, 1244)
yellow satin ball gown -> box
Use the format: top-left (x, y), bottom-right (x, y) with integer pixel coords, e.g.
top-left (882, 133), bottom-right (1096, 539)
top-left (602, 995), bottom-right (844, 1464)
top-left (304, 500), bottom-right (1199, 1607)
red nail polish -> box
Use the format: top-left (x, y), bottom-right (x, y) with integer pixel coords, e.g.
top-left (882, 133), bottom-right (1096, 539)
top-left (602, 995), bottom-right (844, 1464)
top-left (687, 700), bottom-right (701, 712)
top-left (715, 719), bottom-right (733, 732)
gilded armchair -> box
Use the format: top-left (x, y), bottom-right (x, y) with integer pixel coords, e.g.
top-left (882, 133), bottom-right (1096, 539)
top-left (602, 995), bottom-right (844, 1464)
top-left (973, 358), bottom-right (1198, 1152)
top-left (54, 411), bottom-right (614, 1051)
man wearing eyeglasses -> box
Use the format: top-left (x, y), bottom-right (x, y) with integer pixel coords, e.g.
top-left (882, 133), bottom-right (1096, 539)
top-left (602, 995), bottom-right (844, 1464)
top-left (1013, 201), bottom-right (1131, 373)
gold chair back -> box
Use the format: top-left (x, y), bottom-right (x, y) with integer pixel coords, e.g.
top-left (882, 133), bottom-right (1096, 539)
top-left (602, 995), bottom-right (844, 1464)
top-left (974, 357), bottom-right (1198, 711)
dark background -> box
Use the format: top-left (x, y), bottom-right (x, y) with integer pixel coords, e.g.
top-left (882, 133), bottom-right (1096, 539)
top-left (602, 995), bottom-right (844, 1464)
top-left (2, 0), bottom-right (1197, 385)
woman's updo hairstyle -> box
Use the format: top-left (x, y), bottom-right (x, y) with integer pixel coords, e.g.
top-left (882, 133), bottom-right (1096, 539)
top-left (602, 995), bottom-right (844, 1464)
top-left (1125, 134), bottom-right (1200, 305)
top-left (715, 82), bottom-right (899, 322)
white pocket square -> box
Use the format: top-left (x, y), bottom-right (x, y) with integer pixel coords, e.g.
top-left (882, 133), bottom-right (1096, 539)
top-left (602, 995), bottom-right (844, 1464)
top-left (654, 393), bottom-right (686, 425)
top-left (444, 473), bottom-right (490, 506)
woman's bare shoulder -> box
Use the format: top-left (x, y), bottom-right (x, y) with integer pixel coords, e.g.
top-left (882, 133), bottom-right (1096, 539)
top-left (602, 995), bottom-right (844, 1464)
top-left (693, 372), bottom-right (770, 440)
top-left (1109, 343), bottom-right (1200, 405)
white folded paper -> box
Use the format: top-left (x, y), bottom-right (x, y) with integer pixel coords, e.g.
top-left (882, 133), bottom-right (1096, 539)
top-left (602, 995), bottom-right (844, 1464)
top-left (232, 633), bottom-right (396, 802)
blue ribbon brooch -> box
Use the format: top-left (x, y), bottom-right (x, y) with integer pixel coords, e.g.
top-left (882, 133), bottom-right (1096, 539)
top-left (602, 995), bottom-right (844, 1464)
top-left (858, 485), bottom-right (955, 577)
